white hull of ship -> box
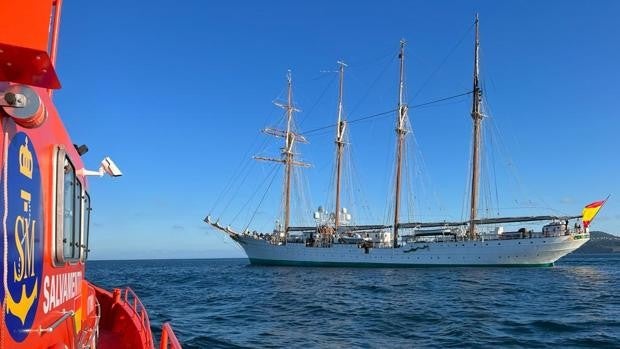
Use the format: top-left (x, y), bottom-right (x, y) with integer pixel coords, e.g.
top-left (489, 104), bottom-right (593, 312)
top-left (232, 234), bottom-right (589, 267)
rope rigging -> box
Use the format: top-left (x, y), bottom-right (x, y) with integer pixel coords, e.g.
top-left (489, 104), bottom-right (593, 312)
top-left (301, 90), bottom-right (473, 136)
top-left (231, 164), bottom-right (279, 224)
top-left (409, 21), bottom-right (476, 102)
top-left (243, 166), bottom-right (280, 233)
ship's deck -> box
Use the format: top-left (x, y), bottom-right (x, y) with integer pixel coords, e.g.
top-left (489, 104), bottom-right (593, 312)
top-left (93, 285), bottom-right (154, 349)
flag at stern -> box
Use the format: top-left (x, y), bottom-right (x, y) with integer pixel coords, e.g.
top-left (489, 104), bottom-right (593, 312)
top-left (582, 198), bottom-right (608, 228)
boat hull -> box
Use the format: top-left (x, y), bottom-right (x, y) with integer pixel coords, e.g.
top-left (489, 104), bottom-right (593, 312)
top-left (234, 234), bottom-right (589, 267)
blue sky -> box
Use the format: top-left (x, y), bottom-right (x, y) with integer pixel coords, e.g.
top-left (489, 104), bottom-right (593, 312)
top-left (54, 1), bottom-right (619, 260)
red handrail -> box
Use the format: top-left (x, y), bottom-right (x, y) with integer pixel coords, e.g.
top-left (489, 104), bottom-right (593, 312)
top-left (122, 287), bottom-right (154, 349)
top-left (160, 323), bottom-right (182, 349)
top-left (120, 287), bottom-right (182, 348)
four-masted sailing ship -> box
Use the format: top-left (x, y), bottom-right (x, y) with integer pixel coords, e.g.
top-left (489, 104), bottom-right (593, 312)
top-left (206, 17), bottom-right (601, 267)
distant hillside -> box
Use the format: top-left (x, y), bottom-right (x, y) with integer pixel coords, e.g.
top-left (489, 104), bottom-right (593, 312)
top-left (574, 231), bottom-right (620, 253)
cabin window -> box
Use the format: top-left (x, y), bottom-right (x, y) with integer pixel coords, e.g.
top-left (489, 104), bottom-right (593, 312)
top-left (73, 179), bottom-right (83, 258)
top-left (55, 148), bottom-right (84, 263)
top-left (62, 158), bottom-right (77, 259)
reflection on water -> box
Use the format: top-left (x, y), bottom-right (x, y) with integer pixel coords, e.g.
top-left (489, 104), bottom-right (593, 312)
top-left (556, 254), bottom-right (618, 292)
top-left (563, 265), bottom-right (606, 279)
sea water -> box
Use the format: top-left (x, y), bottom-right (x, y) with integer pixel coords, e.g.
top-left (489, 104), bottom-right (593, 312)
top-left (87, 254), bottom-right (620, 348)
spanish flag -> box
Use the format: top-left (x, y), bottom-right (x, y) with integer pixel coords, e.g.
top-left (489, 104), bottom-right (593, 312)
top-left (582, 198), bottom-right (608, 228)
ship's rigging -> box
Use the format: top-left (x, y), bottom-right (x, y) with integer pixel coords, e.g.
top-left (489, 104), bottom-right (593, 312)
top-left (206, 16), bottom-right (574, 240)
top-left (253, 71), bottom-right (311, 239)
top-left (203, 15), bottom-right (596, 268)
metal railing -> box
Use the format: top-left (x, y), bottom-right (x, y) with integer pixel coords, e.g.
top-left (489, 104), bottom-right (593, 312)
top-left (122, 287), bottom-right (183, 348)
top-left (122, 287), bottom-right (154, 349)
top-left (160, 323), bottom-right (183, 349)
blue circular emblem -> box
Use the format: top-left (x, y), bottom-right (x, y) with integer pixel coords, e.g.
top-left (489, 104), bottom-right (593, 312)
top-left (1, 132), bottom-right (43, 342)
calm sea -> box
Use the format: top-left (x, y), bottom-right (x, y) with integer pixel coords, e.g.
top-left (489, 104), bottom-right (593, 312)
top-left (86, 254), bottom-right (620, 348)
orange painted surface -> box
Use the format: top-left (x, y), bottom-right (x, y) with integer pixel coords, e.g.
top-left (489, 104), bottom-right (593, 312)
top-left (0, 84), bottom-right (90, 348)
top-left (0, 1), bottom-right (176, 348)
top-left (0, 0), bottom-right (54, 52)
top-left (94, 286), bottom-right (155, 349)
top-left (0, 0), bottom-right (60, 88)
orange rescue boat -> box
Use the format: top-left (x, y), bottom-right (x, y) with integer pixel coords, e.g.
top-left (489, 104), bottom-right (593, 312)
top-left (0, 1), bottom-right (182, 348)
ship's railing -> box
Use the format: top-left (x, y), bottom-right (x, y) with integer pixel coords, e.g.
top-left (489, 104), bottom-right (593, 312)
top-left (122, 288), bottom-right (183, 349)
top-left (160, 323), bottom-right (183, 349)
top-left (477, 230), bottom-right (575, 241)
top-left (122, 287), bottom-right (154, 349)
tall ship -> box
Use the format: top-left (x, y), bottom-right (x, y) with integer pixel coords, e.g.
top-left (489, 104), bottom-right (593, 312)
top-left (206, 16), bottom-right (604, 267)
top-left (0, 0), bottom-right (181, 348)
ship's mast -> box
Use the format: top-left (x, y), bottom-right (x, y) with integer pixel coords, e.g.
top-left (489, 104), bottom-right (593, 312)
top-left (469, 15), bottom-right (482, 240)
top-left (283, 71), bottom-right (294, 234)
top-left (393, 40), bottom-right (408, 248)
top-left (334, 61), bottom-right (347, 231)
top-left (254, 71), bottom-right (309, 239)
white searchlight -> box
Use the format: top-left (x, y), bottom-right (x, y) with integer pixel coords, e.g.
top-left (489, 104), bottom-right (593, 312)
top-left (78, 157), bottom-right (123, 177)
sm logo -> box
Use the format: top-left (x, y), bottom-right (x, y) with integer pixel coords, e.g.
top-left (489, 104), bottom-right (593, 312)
top-left (1, 132), bottom-right (43, 342)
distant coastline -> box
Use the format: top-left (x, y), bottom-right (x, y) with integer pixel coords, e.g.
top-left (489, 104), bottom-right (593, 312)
top-left (574, 231), bottom-right (620, 254)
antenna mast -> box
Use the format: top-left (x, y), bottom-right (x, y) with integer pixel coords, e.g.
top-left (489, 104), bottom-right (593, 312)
top-left (393, 40), bottom-right (408, 248)
top-left (334, 61), bottom-right (347, 231)
top-left (469, 15), bottom-right (482, 240)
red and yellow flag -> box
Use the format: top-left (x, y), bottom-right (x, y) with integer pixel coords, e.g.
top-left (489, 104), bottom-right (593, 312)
top-left (582, 199), bottom-right (607, 228)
